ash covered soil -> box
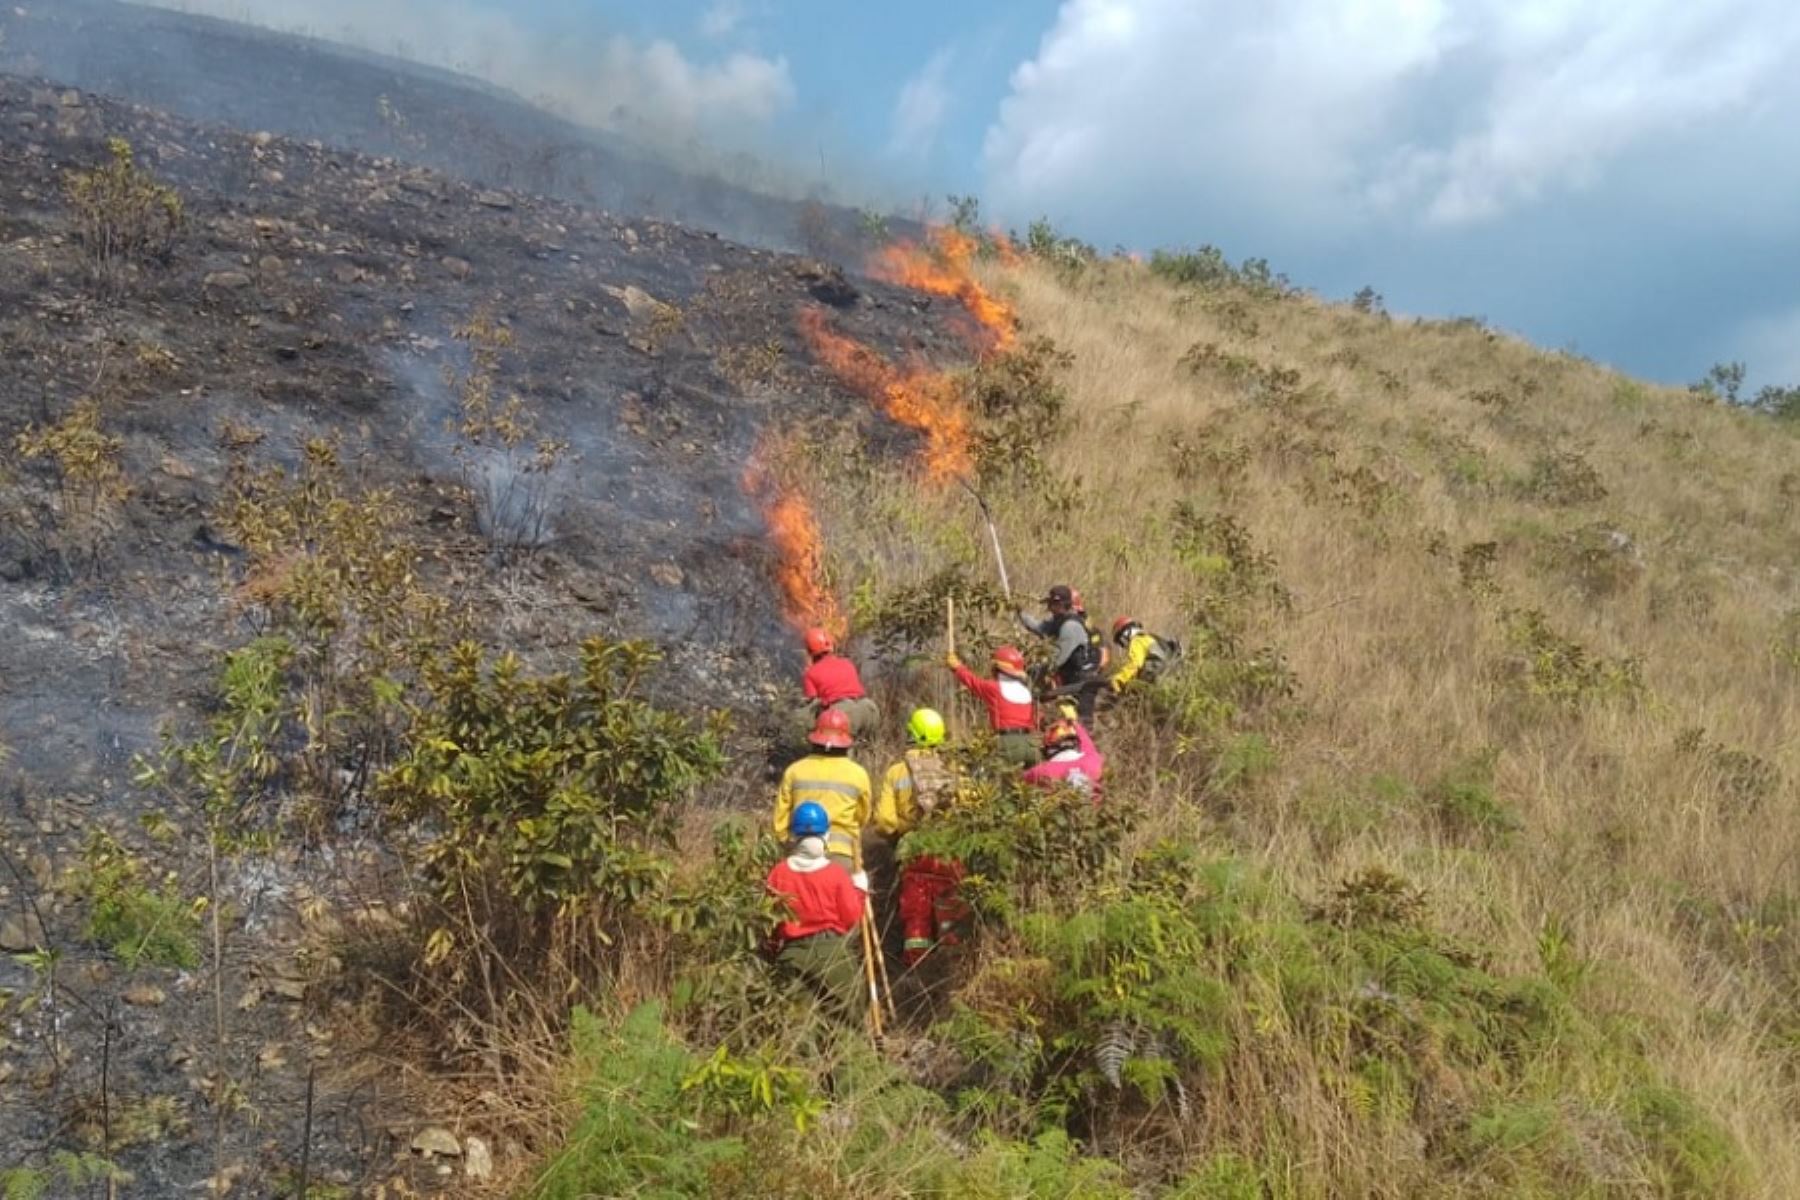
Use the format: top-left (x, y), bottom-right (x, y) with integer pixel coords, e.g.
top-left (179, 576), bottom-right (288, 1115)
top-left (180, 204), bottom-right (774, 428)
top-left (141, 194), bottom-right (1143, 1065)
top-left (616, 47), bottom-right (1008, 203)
top-left (0, 71), bottom-right (970, 1195)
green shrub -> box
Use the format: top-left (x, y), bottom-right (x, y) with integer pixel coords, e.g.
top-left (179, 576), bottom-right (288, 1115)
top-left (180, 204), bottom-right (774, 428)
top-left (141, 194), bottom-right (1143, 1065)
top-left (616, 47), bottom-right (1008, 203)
top-left (378, 638), bottom-right (728, 1001)
top-left (1426, 750), bottom-right (1519, 841)
top-left (1501, 609), bottom-right (1643, 705)
top-left (534, 1003), bottom-right (746, 1199)
top-left (73, 831), bottom-right (199, 969)
top-left (63, 137), bottom-right (183, 283)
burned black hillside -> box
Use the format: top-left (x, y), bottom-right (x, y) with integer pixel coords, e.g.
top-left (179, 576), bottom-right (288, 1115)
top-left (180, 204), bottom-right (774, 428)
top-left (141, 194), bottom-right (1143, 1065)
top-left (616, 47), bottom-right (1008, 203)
top-left (0, 68), bottom-right (972, 1193)
top-left (0, 0), bottom-right (876, 251)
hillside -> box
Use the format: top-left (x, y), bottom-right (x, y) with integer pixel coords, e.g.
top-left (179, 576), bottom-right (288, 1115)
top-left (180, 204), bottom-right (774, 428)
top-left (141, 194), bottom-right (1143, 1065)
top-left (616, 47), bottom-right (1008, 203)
top-left (2, 34), bottom-right (1799, 1200)
top-left (790, 250), bottom-right (1800, 1195)
top-left (0, 0), bottom-right (870, 250)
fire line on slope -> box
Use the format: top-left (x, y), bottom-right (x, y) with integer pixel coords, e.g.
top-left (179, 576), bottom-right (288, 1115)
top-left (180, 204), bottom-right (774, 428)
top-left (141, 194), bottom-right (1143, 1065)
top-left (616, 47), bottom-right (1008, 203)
top-left (741, 432), bottom-right (846, 638)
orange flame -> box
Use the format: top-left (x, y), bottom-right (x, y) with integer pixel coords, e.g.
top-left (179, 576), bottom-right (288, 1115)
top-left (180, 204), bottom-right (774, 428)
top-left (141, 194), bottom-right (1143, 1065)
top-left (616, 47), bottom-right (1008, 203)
top-left (989, 230), bottom-right (1025, 269)
top-left (870, 226), bottom-right (1018, 353)
top-left (742, 435), bottom-right (845, 637)
top-left (797, 307), bottom-right (974, 484)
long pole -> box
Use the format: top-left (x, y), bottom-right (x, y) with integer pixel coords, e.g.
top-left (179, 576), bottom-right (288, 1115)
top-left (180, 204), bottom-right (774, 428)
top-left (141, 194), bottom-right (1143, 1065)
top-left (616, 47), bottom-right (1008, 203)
top-left (869, 896), bottom-right (897, 1019)
top-left (945, 597), bottom-right (959, 740)
top-left (859, 908), bottom-right (884, 1039)
top-left (960, 481), bottom-right (1012, 601)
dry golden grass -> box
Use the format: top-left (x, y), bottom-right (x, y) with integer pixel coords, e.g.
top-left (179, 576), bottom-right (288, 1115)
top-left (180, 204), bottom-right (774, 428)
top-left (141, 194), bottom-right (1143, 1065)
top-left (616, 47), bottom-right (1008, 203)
top-left (809, 255), bottom-right (1800, 1195)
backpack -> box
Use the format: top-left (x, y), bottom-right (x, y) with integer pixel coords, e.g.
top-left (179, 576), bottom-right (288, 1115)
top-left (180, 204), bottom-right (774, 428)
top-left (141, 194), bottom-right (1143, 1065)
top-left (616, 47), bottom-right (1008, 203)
top-left (904, 749), bottom-right (957, 817)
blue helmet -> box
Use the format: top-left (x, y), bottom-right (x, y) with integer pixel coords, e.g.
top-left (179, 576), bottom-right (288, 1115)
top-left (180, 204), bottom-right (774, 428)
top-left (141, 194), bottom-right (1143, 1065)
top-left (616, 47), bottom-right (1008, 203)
top-left (790, 802), bottom-right (831, 838)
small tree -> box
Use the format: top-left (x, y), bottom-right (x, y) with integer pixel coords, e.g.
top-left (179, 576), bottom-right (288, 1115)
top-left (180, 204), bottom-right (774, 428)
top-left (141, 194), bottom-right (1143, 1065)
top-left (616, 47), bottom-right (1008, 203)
top-left (378, 638), bottom-right (729, 1009)
top-left (1691, 361), bottom-right (1745, 405)
top-left (64, 138), bottom-right (184, 285)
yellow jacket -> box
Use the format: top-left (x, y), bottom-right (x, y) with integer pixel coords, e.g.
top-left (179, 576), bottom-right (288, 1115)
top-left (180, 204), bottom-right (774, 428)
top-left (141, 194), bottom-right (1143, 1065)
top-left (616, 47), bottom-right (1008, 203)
top-left (1111, 631), bottom-right (1159, 689)
top-left (875, 750), bottom-right (959, 837)
top-left (773, 752), bottom-right (872, 863)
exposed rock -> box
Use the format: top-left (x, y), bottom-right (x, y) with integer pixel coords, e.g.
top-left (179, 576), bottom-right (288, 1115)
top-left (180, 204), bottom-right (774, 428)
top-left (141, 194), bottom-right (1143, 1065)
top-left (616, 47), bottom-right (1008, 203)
top-left (441, 256), bottom-right (472, 281)
top-left (649, 562), bottom-right (685, 588)
top-left (123, 984), bottom-right (167, 1007)
top-left (411, 1126), bottom-right (462, 1158)
top-left (475, 190), bottom-right (513, 210)
top-left (0, 911), bottom-right (45, 952)
top-left (204, 271), bottom-right (252, 291)
top-left (464, 1136), bottom-right (494, 1180)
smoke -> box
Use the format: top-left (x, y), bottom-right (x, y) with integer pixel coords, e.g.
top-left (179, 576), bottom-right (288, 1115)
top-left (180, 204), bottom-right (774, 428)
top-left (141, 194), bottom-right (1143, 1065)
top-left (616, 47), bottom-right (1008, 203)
top-left (139, 0), bottom-right (795, 145)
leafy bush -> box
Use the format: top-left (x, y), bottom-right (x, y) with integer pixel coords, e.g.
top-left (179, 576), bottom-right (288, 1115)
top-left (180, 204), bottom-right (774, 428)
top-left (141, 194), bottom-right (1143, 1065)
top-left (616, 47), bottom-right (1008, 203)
top-left (1515, 450), bottom-right (1607, 507)
top-left (378, 638), bottom-right (728, 1001)
top-left (1501, 609), bottom-right (1643, 706)
top-left (902, 772), bottom-right (1138, 922)
top-left (449, 314), bottom-right (570, 552)
top-left (1426, 750), bottom-right (1519, 841)
top-left (965, 337), bottom-right (1075, 492)
top-left (1152, 247), bottom-right (1292, 297)
top-left (10, 397), bottom-right (130, 577)
top-left (218, 440), bottom-right (452, 805)
top-left (63, 137), bottom-right (183, 283)
top-left (72, 831), bottom-right (200, 970)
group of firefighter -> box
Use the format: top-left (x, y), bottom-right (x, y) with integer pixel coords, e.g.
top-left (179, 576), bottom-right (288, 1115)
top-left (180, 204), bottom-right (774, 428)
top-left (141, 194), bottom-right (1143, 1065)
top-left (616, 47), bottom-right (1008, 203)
top-left (765, 583), bottom-right (1180, 1028)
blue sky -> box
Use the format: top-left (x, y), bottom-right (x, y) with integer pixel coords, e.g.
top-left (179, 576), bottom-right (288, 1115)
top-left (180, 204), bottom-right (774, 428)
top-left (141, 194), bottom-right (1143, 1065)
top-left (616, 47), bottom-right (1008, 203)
top-left (156, 0), bottom-right (1800, 393)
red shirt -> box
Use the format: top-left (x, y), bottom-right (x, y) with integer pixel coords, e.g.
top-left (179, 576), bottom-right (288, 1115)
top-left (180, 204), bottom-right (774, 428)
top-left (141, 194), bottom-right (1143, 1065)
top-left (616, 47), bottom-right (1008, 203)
top-left (767, 858), bottom-right (864, 941)
top-left (952, 663), bottom-right (1036, 732)
top-left (803, 654), bottom-right (865, 706)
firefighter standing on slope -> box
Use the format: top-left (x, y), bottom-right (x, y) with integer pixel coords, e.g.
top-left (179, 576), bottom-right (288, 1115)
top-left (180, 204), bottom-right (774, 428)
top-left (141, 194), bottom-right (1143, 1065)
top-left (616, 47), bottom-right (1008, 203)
top-left (795, 627), bottom-right (879, 747)
top-left (1107, 617), bottom-right (1182, 694)
top-left (874, 708), bottom-right (970, 967)
top-left (766, 802), bottom-right (866, 1021)
top-left (773, 708), bottom-right (873, 872)
top-left (1018, 584), bottom-right (1104, 724)
top-left (945, 644), bottom-right (1039, 768)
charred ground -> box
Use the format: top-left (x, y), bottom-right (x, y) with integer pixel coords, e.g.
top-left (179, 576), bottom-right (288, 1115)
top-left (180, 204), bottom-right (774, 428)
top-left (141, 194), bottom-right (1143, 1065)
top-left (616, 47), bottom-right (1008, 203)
top-left (0, 71), bottom-right (970, 1194)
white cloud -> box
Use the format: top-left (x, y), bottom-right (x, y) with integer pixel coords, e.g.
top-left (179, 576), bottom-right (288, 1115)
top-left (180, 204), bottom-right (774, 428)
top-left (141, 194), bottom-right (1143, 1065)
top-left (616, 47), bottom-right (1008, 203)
top-left (699, 1), bottom-right (746, 40)
top-left (140, 0), bottom-right (793, 140)
top-left (889, 48), bottom-right (956, 161)
top-left (983, 0), bottom-right (1800, 232)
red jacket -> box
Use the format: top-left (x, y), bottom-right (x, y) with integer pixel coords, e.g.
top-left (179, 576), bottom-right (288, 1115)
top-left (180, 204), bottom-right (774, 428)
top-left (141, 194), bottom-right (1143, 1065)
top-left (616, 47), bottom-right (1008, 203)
top-left (803, 654), bottom-right (866, 706)
top-left (952, 663), bottom-right (1036, 732)
top-left (767, 857), bottom-right (864, 941)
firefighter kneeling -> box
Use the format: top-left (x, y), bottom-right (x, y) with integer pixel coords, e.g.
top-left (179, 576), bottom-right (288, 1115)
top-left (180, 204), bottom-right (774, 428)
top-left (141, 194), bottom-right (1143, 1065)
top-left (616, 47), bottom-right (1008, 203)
top-left (875, 708), bottom-right (970, 967)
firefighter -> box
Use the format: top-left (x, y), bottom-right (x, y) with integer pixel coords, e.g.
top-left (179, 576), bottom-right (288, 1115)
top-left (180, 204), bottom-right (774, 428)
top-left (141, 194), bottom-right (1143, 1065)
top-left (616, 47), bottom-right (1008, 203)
top-left (766, 802), bottom-right (866, 1022)
top-left (1108, 617), bottom-right (1182, 692)
top-left (945, 644), bottom-right (1039, 767)
top-left (773, 708), bottom-right (872, 871)
top-left (1022, 716), bottom-right (1105, 799)
top-left (874, 708), bottom-right (970, 967)
top-left (795, 627), bottom-right (879, 746)
top-left (1018, 585), bottom-right (1104, 723)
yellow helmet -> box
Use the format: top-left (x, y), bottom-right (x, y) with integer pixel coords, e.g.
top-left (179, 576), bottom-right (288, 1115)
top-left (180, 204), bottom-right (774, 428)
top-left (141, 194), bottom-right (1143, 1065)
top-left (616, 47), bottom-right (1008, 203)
top-left (906, 707), bottom-right (947, 747)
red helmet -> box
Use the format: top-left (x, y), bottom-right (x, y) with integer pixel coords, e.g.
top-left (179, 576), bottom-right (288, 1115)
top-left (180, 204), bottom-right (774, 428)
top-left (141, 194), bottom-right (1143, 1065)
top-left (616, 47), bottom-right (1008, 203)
top-left (809, 707), bottom-right (854, 749)
top-left (991, 645), bottom-right (1028, 677)
top-left (803, 627), bottom-right (835, 658)
top-left (1042, 719), bottom-right (1081, 753)
top-left (1111, 616), bottom-right (1140, 645)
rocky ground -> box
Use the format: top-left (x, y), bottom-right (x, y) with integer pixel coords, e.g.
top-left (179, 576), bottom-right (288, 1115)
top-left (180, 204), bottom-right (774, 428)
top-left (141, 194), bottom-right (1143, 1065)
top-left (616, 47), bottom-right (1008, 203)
top-left (0, 69), bottom-right (970, 1195)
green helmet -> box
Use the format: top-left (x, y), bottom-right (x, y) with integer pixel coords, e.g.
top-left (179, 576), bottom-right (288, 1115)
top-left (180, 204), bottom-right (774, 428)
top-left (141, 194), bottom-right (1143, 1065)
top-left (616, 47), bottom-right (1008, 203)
top-left (906, 707), bottom-right (947, 747)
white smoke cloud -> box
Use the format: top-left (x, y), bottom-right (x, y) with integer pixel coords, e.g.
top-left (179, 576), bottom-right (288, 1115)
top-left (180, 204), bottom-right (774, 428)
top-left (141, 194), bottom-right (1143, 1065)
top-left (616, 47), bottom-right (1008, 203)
top-left (141, 0), bottom-right (794, 141)
top-left (888, 47), bottom-right (955, 161)
top-left (983, 0), bottom-right (1800, 232)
